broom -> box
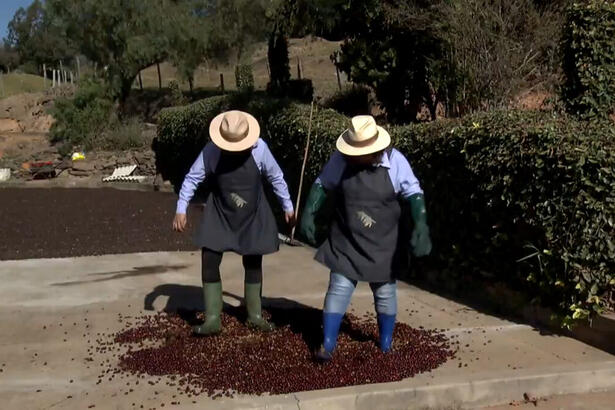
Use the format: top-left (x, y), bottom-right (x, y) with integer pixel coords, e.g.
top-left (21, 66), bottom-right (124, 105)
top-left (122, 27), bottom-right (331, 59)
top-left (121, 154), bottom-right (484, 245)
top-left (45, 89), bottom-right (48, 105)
top-left (279, 100), bottom-right (314, 247)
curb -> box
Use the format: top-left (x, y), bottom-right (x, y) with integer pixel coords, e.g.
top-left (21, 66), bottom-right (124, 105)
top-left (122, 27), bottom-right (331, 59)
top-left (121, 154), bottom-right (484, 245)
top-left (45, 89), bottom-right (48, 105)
top-left (218, 361), bottom-right (615, 410)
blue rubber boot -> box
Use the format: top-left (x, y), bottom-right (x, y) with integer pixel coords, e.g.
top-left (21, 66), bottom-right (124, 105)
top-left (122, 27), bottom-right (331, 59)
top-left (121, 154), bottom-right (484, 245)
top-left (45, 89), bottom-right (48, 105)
top-left (377, 314), bottom-right (396, 352)
top-left (315, 312), bottom-right (344, 362)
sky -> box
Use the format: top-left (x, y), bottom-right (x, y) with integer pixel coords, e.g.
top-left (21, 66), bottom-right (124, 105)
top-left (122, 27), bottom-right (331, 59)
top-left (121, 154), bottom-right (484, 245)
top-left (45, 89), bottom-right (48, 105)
top-left (1, 0), bottom-right (34, 42)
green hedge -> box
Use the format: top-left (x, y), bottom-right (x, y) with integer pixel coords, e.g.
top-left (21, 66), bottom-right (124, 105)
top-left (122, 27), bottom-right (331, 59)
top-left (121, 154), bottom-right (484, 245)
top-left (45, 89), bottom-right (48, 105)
top-left (156, 95), bottom-right (614, 325)
top-left (393, 111), bottom-right (614, 326)
top-left (562, 0), bottom-right (615, 119)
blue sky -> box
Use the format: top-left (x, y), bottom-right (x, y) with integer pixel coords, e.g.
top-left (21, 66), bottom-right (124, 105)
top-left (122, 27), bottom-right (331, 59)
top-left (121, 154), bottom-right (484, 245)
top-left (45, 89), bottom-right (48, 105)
top-left (1, 0), bottom-right (34, 42)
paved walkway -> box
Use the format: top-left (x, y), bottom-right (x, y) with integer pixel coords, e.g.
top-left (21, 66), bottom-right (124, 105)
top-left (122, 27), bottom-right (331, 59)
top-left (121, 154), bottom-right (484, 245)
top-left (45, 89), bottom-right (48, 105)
top-left (1, 245), bottom-right (614, 409)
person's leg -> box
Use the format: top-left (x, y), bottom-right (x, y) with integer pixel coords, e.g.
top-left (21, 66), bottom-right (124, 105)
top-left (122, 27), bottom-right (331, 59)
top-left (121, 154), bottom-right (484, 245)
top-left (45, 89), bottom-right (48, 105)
top-left (242, 255), bottom-right (274, 331)
top-left (193, 248), bottom-right (224, 336)
top-left (370, 280), bottom-right (397, 352)
top-left (316, 272), bottom-right (357, 361)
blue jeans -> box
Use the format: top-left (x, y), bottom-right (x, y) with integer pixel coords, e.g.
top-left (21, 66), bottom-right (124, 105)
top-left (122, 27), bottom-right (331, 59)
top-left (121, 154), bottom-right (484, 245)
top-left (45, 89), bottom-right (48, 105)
top-left (323, 272), bottom-right (397, 316)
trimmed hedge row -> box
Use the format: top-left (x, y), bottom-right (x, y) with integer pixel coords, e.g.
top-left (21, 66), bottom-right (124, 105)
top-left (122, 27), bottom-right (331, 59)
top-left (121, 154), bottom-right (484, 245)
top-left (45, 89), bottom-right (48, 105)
top-left (155, 94), bottom-right (614, 325)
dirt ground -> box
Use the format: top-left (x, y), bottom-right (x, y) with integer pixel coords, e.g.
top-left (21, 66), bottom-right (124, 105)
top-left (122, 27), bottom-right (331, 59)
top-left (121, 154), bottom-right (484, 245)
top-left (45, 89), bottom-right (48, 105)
top-left (0, 188), bottom-right (197, 260)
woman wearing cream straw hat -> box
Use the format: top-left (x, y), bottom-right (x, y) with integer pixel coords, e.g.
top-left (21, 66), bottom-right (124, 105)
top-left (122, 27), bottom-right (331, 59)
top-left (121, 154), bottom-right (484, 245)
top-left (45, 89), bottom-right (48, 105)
top-left (300, 115), bottom-right (432, 361)
top-left (173, 110), bottom-right (296, 335)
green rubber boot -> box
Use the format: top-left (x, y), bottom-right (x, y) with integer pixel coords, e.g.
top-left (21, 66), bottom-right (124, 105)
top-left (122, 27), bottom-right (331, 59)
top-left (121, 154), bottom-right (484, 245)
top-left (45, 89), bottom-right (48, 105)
top-left (192, 282), bottom-right (223, 336)
top-left (245, 282), bottom-right (275, 332)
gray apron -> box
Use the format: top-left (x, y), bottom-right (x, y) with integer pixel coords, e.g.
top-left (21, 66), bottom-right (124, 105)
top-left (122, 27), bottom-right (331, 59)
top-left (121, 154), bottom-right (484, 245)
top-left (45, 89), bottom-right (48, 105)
top-left (193, 151), bottom-right (279, 255)
top-left (315, 153), bottom-right (405, 282)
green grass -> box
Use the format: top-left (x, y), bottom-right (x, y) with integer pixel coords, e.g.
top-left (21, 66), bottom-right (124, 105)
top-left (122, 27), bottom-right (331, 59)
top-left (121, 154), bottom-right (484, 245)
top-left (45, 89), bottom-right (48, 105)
top-left (0, 73), bottom-right (50, 98)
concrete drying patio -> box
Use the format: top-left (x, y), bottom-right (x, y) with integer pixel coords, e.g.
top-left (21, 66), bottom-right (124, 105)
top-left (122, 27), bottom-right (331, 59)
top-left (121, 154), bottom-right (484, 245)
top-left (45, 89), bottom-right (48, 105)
top-left (1, 245), bottom-right (614, 409)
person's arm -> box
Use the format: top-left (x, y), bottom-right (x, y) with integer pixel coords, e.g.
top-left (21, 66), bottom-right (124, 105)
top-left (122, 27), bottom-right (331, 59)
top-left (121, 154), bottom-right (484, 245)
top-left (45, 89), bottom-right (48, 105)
top-left (173, 145), bottom-right (211, 232)
top-left (299, 152), bottom-right (345, 245)
top-left (390, 150), bottom-right (432, 256)
top-left (176, 149), bottom-right (209, 214)
top-left (258, 140), bottom-right (294, 214)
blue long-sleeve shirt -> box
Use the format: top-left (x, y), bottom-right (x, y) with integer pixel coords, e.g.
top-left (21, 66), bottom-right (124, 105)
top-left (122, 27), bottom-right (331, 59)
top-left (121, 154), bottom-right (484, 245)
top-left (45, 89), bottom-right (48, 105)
top-left (176, 139), bottom-right (294, 214)
top-left (315, 149), bottom-right (423, 198)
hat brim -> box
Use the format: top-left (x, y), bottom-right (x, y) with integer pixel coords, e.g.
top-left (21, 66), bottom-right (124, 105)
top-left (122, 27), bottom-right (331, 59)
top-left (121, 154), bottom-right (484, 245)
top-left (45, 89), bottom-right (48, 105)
top-left (209, 111), bottom-right (260, 152)
top-left (336, 126), bottom-right (391, 156)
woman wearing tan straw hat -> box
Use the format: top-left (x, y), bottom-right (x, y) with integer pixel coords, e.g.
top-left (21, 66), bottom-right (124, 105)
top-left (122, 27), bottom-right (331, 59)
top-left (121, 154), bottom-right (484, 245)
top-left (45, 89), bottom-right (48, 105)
top-left (300, 115), bottom-right (432, 361)
top-left (172, 110), bottom-right (296, 335)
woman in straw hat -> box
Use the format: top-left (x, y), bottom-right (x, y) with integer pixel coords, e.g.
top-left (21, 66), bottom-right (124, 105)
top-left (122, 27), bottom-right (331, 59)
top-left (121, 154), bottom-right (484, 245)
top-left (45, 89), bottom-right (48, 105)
top-left (300, 115), bottom-right (432, 361)
top-left (173, 110), bottom-right (296, 335)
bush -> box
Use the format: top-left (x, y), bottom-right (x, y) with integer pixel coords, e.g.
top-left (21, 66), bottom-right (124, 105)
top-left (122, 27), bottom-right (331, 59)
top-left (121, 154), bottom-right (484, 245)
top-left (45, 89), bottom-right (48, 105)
top-left (324, 85), bottom-right (371, 117)
top-left (49, 77), bottom-right (115, 153)
top-left (235, 64), bottom-right (254, 93)
top-left (95, 118), bottom-right (149, 151)
top-left (156, 95), bottom-right (614, 324)
top-left (562, 1), bottom-right (615, 119)
top-left (392, 111), bottom-right (614, 326)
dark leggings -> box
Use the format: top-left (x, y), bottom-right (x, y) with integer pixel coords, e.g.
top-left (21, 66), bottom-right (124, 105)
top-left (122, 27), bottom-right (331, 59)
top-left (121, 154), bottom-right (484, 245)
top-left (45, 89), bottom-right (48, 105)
top-left (201, 248), bottom-right (263, 284)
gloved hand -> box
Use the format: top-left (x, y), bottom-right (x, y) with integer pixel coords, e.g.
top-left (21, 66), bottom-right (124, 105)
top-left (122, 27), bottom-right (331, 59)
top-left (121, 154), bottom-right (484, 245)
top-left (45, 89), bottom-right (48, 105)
top-left (299, 183), bottom-right (328, 246)
top-left (407, 194), bottom-right (432, 257)
top-left (411, 221), bottom-right (432, 256)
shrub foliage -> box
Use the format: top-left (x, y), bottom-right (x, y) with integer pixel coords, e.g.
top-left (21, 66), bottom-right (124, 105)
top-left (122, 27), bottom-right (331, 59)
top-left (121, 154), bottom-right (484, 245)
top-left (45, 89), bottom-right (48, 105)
top-left (562, 0), bottom-right (615, 119)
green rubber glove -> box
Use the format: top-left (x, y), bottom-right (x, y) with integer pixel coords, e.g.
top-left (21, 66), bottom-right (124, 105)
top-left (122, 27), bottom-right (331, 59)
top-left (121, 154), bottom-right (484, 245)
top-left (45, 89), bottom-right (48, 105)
top-left (299, 183), bottom-right (328, 246)
top-left (407, 194), bottom-right (432, 257)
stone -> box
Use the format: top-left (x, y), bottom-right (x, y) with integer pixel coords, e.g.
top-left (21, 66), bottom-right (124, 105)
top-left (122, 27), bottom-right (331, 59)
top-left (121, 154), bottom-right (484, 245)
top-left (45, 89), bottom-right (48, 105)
top-left (71, 161), bottom-right (95, 172)
top-left (0, 119), bottom-right (21, 133)
top-left (68, 169), bottom-right (91, 177)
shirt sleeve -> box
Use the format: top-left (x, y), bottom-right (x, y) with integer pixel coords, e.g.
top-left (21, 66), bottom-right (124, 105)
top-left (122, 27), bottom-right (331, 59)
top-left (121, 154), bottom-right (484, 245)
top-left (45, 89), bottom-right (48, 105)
top-left (389, 149), bottom-right (423, 198)
top-left (258, 140), bottom-right (294, 212)
top-left (176, 144), bottom-right (212, 214)
top-left (315, 151), bottom-right (346, 190)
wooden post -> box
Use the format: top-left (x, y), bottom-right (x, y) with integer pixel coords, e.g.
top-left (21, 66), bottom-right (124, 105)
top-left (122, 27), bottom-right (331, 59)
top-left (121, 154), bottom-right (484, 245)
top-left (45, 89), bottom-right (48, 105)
top-left (219, 73), bottom-right (224, 92)
top-left (52, 70), bottom-right (56, 87)
top-left (157, 62), bottom-right (162, 90)
top-left (43, 64), bottom-right (46, 88)
top-left (297, 57), bottom-right (302, 80)
top-left (138, 71), bottom-right (143, 90)
top-left (334, 54), bottom-right (342, 91)
top-left (76, 57), bottom-right (81, 80)
top-left (59, 61), bottom-right (64, 84)
top-left (70, 71), bottom-right (74, 84)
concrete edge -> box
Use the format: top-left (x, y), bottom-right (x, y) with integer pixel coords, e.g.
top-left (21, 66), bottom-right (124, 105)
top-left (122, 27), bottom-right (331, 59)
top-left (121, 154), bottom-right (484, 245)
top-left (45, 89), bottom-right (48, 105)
top-left (285, 360), bottom-right (615, 410)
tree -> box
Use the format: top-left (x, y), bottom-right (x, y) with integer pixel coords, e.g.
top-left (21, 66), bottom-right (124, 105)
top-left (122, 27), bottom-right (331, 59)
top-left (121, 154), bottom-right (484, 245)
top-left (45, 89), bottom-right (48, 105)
top-left (336, 0), bottom-right (564, 122)
top-left (6, 0), bottom-right (76, 72)
top-left (336, 0), bottom-right (450, 123)
top-left (46, 0), bottom-right (210, 107)
top-left (0, 42), bottom-right (20, 73)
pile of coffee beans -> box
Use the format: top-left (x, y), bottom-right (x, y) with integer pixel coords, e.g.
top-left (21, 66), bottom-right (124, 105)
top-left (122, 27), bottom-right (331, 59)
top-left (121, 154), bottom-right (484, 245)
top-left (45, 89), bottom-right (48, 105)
top-left (104, 306), bottom-right (454, 397)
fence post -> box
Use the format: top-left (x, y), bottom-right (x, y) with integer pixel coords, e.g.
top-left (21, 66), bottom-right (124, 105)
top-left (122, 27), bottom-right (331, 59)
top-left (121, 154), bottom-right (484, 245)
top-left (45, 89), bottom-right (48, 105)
top-left (76, 57), bottom-right (81, 80)
top-left (70, 71), bottom-right (74, 84)
top-left (157, 62), bottom-right (162, 90)
top-left (220, 73), bottom-right (225, 92)
top-left (297, 57), bottom-right (302, 80)
top-left (334, 54), bottom-right (342, 91)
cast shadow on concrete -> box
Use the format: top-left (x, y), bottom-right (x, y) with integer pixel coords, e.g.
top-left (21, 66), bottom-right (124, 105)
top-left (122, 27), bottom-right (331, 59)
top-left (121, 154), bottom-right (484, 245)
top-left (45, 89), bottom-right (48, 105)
top-left (51, 264), bottom-right (189, 287)
top-left (143, 283), bottom-right (378, 351)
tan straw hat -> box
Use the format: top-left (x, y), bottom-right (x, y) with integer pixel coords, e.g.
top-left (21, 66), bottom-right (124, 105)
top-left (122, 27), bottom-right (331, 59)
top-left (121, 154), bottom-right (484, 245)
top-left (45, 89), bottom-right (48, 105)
top-left (209, 110), bottom-right (260, 151)
top-left (336, 115), bottom-right (391, 156)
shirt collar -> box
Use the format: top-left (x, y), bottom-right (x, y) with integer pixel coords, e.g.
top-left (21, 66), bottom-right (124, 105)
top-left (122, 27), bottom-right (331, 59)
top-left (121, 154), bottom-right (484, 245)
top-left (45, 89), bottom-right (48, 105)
top-left (376, 151), bottom-right (391, 169)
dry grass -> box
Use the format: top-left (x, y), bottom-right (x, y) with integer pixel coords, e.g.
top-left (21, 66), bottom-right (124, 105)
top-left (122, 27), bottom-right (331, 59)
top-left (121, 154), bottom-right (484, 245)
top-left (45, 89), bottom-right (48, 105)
top-left (0, 73), bottom-right (51, 98)
top-left (138, 36), bottom-right (349, 100)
